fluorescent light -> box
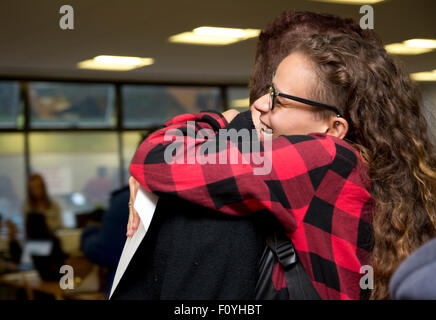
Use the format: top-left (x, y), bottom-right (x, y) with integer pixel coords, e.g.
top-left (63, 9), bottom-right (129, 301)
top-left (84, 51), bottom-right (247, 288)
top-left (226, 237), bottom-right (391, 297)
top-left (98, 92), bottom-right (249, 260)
top-left (193, 27), bottom-right (247, 38)
top-left (169, 32), bottom-right (240, 45)
top-left (309, 0), bottom-right (386, 4)
top-left (385, 43), bottom-right (434, 55)
top-left (169, 26), bottom-right (261, 46)
top-left (410, 70), bottom-right (436, 82)
top-left (385, 39), bottom-right (436, 55)
top-left (230, 98), bottom-right (250, 108)
top-left (94, 55), bottom-right (146, 66)
top-left (77, 55), bottom-right (154, 71)
top-left (403, 39), bottom-right (436, 49)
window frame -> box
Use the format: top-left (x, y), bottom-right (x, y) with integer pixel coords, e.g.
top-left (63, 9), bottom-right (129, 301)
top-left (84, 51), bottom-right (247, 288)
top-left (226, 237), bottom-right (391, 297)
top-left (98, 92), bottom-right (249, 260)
top-left (0, 77), bottom-right (247, 200)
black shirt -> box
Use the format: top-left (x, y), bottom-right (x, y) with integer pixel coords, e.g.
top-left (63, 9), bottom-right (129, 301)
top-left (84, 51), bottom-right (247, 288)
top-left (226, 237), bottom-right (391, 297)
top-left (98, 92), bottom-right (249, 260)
top-left (111, 111), bottom-right (269, 300)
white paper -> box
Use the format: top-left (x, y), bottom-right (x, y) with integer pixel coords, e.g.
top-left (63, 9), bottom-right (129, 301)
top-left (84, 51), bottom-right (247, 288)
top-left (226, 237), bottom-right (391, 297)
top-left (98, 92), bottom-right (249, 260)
top-left (109, 186), bottom-right (159, 299)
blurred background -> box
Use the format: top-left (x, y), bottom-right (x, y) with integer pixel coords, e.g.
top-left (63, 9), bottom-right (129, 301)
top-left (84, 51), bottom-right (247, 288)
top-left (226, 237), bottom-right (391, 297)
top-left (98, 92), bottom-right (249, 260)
top-left (0, 0), bottom-right (435, 300)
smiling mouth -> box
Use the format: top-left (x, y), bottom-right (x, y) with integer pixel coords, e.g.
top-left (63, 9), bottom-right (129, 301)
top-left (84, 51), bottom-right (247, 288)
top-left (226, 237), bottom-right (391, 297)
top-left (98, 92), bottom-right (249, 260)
top-left (260, 122), bottom-right (273, 135)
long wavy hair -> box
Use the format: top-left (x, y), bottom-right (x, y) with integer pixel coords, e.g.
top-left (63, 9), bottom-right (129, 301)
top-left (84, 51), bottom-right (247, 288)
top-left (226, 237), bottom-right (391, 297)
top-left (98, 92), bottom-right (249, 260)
top-left (27, 173), bottom-right (52, 210)
top-left (291, 34), bottom-right (436, 299)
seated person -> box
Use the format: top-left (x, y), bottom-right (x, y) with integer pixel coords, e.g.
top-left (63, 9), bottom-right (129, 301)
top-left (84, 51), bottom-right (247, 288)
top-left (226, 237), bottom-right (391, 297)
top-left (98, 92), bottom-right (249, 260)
top-left (25, 212), bottom-right (67, 267)
top-left (23, 174), bottom-right (63, 232)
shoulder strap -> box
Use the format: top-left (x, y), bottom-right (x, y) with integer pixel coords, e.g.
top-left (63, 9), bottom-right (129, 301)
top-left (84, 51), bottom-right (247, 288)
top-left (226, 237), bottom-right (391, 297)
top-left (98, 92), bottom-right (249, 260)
top-left (266, 231), bottom-right (321, 300)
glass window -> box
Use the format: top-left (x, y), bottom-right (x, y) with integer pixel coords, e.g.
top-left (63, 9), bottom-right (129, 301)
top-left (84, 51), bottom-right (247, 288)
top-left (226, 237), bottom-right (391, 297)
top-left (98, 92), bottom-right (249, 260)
top-left (227, 87), bottom-right (250, 112)
top-left (28, 82), bottom-right (116, 128)
top-left (122, 85), bottom-right (222, 128)
top-left (29, 133), bottom-right (120, 228)
top-left (420, 83), bottom-right (436, 143)
top-left (0, 81), bottom-right (22, 129)
top-left (122, 131), bottom-right (151, 185)
top-left (0, 133), bottom-right (26, 236)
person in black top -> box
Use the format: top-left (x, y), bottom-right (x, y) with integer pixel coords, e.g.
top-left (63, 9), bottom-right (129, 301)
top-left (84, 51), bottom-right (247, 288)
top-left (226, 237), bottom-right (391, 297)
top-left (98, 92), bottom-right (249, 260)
top-left (25, 212), bottom-right (67, 264)
top-left (112, 111), bottom-right (267, 299)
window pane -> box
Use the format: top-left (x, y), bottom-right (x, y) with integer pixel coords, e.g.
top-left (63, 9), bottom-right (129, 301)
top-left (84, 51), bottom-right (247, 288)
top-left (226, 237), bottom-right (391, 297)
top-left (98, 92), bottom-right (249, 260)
top-left (122, 131), bottom-right (150, 185)
top-left (122, 85), bottom-right (222, 128)
top-left (29, 133), bottom-right (120, 228)
top-left (227, 87), bottom-right (250, 112)
top-left (0, 81), bottom-right (22, 128)
top-left (0, 133), bottom-right (26, 236)
top-left (421, 83), bottom-right (436, 143)
top-left (28, 82), bottom-right (116, 128)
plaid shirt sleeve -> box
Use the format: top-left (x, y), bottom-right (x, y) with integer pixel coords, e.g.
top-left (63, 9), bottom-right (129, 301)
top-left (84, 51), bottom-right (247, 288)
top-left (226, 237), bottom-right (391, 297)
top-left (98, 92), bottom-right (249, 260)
top-left (130, 111), bottom-right (337, 233)
top-left (130, 111), bottom-right (374, 299)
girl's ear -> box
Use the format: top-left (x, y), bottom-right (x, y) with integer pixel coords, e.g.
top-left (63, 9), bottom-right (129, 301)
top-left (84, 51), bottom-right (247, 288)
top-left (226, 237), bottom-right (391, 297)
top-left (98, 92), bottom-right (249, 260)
top-left (325, 116), bottom-right (349, 139)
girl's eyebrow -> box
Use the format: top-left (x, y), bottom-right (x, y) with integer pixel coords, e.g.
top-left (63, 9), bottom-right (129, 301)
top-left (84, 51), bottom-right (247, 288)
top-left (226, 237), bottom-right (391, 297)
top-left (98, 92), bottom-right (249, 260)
top-left (272, 95), bottom-right (295, 110)
top-left (273, 82), bottom-right (300, 108)
top-left (273, 80), bottom-right (314, 108)
top-left (273, 81), bottom-right (296, 100)
top-left (272, 81), bottom-right (289, 105)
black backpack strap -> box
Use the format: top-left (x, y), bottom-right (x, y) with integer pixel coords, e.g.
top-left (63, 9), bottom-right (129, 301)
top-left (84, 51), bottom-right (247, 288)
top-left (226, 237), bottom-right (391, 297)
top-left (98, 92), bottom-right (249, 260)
top-left (266, 231), bottom-right (321, 300)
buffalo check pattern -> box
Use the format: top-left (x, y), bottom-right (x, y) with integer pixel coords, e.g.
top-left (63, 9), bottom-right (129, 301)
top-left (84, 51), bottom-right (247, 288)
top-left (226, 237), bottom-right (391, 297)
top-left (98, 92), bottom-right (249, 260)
top-left (130, 111), bottom-right (374, 300)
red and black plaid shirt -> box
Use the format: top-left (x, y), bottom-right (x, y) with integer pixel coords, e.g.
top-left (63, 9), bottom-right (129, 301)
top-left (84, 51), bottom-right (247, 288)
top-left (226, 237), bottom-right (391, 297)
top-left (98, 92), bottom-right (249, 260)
top-left (130, 111), bottom-right (374, 300)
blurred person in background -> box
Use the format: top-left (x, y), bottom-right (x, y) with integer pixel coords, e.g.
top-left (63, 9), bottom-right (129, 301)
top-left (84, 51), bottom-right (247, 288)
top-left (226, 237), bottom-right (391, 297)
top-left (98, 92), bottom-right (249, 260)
top-left (390, 237), bottom-right (436, 300)
top-left (83, 167), bottom-right (114, 208)
top-left (0, 214), bottom-right (22, 274)
top-left (5, 218), bottom-right (22, 265)
top-left (0, 173), bottom-right (22, 225)
top-left (23, 174), bottom-right (63, 232)
top-left (80, 186), bottom-right (129, 298)
top-left (81, 134), bottom-right (148, 298)
top-left (25, 212), bottom-right (67, 264)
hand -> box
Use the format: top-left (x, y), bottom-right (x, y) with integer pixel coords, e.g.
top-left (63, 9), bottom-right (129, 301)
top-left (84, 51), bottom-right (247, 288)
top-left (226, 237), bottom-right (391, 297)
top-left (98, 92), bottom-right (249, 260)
top-left (222, 109), bottom-right (240, 124)
top-left (126, 176), bottom-right (140, 237)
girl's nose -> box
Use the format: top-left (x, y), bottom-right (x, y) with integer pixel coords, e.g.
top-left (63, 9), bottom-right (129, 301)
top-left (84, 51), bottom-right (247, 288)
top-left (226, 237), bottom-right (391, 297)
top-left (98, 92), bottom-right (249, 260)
top-left (253, 93), bottom-right (271, 114)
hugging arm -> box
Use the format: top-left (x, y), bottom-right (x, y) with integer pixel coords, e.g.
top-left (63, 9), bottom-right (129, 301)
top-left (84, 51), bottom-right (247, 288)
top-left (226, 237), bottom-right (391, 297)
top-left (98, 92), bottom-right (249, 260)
top-left (129, 111), bottom-right (336, 233)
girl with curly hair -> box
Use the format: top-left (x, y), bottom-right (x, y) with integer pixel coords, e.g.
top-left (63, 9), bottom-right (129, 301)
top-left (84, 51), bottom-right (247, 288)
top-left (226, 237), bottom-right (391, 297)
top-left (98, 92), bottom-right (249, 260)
top-left (128, 14), bottom-right (436, 300)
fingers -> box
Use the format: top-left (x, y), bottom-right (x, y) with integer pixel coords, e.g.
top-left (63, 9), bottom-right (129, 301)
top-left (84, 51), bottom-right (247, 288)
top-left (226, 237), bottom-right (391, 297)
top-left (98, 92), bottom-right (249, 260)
top-left (126, 210), bottom-right (139, 237)
top-left (126, 176), bottom-right (141, 237)
top-left (222, 109), bottom-right (240, 123)
top-left (132, 208), bottom-right (140, 229)
top-left (126, 204), bottom-right (133, 236)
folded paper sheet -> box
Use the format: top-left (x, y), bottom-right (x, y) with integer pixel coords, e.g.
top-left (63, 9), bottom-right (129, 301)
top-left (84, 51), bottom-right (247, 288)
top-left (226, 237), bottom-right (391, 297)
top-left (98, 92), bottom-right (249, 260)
top-left (109, 187), bottom-right (158, 299)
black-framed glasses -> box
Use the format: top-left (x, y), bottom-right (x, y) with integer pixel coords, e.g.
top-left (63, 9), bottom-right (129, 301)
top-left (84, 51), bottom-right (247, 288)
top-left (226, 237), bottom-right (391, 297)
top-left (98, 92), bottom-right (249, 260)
top-left (269, 72), bottom-right (342, 117)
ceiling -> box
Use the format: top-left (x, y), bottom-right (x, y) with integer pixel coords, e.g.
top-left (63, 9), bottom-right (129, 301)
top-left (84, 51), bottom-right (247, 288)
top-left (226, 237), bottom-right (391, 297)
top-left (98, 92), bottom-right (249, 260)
top-left (0, 0), bottom-right (435, 85)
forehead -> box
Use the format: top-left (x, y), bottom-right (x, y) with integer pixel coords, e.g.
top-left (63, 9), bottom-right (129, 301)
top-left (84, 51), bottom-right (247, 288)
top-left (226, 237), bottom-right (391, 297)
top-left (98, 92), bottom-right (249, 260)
top-left (274, 52), bottom-right (317, 98)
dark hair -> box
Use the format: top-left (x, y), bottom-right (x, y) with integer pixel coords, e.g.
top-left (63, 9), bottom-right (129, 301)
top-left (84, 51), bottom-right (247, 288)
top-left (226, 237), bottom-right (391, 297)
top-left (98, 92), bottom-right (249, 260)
top-left (249, 10), bottom-right (382, 105)
top-left (292, 34), bottom-right (436, 299)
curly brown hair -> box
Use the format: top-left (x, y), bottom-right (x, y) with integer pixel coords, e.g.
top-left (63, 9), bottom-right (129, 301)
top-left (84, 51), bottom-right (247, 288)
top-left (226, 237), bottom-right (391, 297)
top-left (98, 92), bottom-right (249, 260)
top-left (249, 10), bottom-right (382, 105)
top-left (290, 34), bottom-right (436, 300)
